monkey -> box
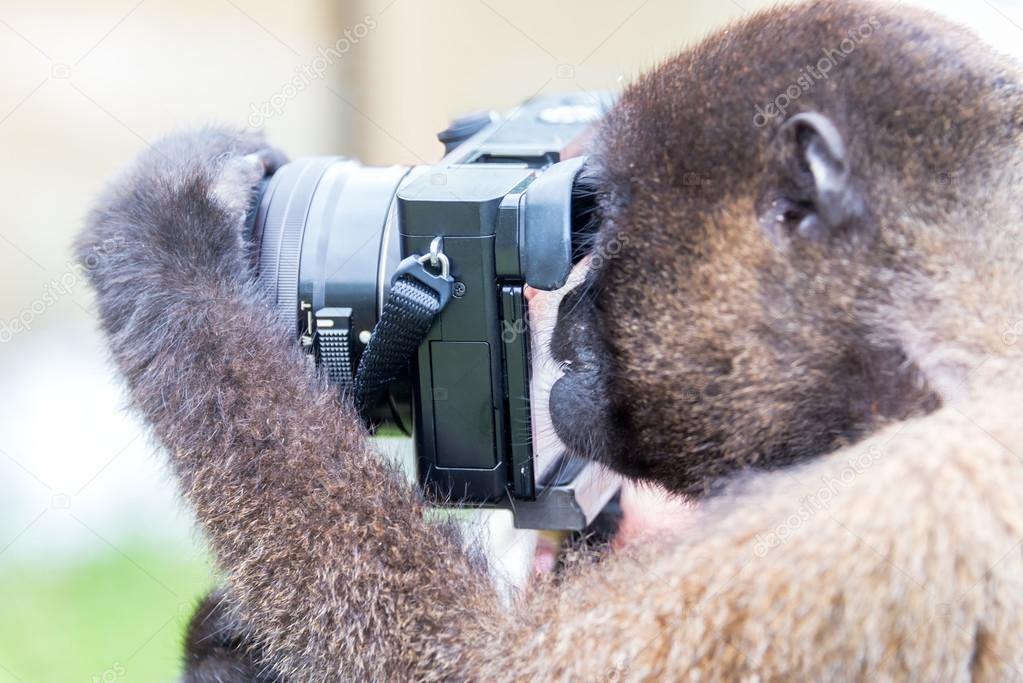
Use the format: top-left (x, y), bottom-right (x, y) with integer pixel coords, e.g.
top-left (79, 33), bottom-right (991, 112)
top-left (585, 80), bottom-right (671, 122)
top-left (77, 0), bottom-right (1023, 680)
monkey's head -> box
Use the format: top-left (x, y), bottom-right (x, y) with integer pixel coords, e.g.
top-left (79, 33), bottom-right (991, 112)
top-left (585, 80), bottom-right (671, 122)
top-left (550, 0), bottom-right (1023, 497)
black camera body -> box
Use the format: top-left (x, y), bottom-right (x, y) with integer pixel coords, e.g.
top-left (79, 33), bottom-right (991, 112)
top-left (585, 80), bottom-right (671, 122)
top-left (251, 93), bottom-right (620, 529)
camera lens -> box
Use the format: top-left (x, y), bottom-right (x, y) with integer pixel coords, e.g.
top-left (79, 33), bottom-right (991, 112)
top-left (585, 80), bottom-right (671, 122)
top-left (249, 158), bottom-right (415, 431)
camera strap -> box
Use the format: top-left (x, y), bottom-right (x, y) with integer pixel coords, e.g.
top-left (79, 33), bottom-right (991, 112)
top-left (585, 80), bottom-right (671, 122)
top-left (353, 237), bottom-right (454, 420)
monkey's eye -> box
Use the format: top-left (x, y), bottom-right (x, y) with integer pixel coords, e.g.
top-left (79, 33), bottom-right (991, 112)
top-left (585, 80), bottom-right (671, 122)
top-left (771, 197), bottom-right (812, 223)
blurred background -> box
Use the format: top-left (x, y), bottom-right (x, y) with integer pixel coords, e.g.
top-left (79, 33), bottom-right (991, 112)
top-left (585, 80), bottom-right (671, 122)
top-left (0, 0), bottom-right (1020, 680)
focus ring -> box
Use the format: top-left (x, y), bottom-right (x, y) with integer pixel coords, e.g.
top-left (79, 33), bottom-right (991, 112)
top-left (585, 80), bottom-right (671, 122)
top-left (255, 157), bottom-right (342, 332)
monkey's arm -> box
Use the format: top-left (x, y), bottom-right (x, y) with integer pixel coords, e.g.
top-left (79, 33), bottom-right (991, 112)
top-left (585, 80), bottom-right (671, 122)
top-left (78, 129), bottom-right (507, 682)
top-left (513, 397), bottom-right (1023, 681)
top-left (82, 130), bottom-right (1023, 682)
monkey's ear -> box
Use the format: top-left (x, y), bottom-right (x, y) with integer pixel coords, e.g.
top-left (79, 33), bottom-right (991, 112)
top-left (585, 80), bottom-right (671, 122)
top-left (759, 112), bottom-right (865, 245)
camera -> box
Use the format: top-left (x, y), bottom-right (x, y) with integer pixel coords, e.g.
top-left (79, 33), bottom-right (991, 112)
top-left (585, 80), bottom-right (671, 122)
top-left (249, 93), bottom-right (620, 530)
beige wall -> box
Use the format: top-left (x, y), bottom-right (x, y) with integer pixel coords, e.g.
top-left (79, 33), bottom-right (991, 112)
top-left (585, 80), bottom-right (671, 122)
top-left (0, 1), bottom-right (773, 312)
top-left (1, 0), bottom-right (1019, 573)
top-left (2, 2), bottom-right (1023, 677)
top-left (0, 1), bottom-right (355, 570)
top-left (341, 0), bottom-right (774, 165)
top-left (0, 0), bottom-right (769, 564)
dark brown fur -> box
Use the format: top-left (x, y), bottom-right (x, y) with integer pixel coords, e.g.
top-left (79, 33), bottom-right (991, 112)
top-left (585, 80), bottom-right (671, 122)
top-left (183, 589), bottom-right (281, 682)
top-left (78, 2), bottom-right (1023, 680)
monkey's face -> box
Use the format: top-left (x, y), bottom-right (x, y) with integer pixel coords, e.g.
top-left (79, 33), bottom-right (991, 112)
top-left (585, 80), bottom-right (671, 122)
top-left (548, 52), bottom-right (939, 497)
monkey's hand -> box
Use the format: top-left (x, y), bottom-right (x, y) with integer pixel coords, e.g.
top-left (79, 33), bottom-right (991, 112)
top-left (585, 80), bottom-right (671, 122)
top-left (80, 128), bottom-right (286, 316)
top-left (77, 128), bottom-right (503, 682)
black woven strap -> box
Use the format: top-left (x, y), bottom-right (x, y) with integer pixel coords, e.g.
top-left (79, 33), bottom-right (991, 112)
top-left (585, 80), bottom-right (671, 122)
top-left (354, 276), bottom-right (443, 419)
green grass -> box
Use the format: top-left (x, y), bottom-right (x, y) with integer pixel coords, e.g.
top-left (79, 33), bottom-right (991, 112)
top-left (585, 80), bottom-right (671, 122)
top-left (0, 544), bottom-right (212, 683)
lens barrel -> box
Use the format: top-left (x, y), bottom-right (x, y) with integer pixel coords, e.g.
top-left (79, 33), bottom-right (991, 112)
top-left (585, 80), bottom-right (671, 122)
top-left (250, 158), bottom-right (414, 430)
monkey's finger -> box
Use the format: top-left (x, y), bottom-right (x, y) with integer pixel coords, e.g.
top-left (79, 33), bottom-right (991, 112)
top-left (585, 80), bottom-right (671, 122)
top-left (244, 148), bottom-right (289, 176)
